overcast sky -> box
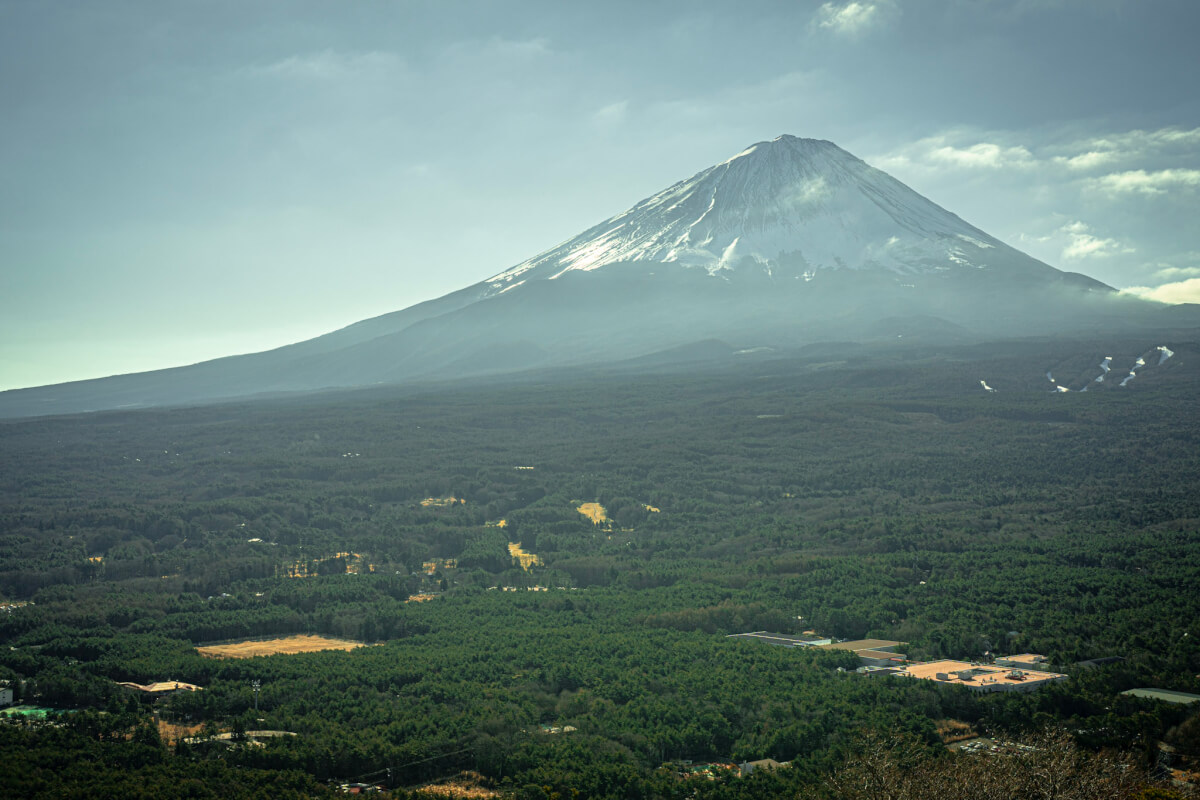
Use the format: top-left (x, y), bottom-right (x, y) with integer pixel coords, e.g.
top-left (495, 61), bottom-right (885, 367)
top-left (3, 0), bottom-right (1198, 390)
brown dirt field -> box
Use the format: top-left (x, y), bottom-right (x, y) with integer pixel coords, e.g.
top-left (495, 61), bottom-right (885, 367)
top-left (196, 634), bottom-right (368, 659)
top-left (157, 719), bottom-right (206, 744)
top-left (421, 497), bottom-right (463, 507)
top-left (577, 502), bottom-right (608, 525)
top-left (507, 542), bottom-right (541, 570)
top-left (414, 772), bottom-right (500, 800)
top-left (936, 719), bottom-right (978, 744)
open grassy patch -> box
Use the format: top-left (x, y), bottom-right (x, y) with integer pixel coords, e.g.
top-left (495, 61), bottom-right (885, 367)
top-left (196, 634), bottom-right (369, 659)
top-left (577, 502), bottom-right (608, 525)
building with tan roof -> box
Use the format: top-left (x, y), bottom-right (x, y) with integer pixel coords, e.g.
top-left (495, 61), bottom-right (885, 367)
top-left (819, 639), bottom-right (905, 653)
top-left (895, 660), bottom-right (1066, 693)
top-left (994, 653), bottom-right (1051, 670)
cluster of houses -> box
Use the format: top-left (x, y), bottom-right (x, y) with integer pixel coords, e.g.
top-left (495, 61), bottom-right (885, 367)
top-left (727, 632), bottom-right (1068, 694)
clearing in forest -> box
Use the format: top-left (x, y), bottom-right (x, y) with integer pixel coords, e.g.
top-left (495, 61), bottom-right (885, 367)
top-left (421, 497), bottom-right (463, 507)
top-left (414, 772), bottom-right (500, 799)
top-left (196, 634), bottom-right (368, 659)
top-left (577, 502), bottom-right (609, 525)
top-left (508, 542), bottom-right (542, 570)
top-left (284, 551), bottom-right (372, 578)
top-left (157, 718), bottom-right (205, 744)
top-left (936, 719), bottom-right (978, 745)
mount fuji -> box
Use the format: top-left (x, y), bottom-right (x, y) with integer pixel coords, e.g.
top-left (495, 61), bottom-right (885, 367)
top-left (0, 135), bottom-right (1186, 418)
top-left (485, 135), bottom-right (1078, 289)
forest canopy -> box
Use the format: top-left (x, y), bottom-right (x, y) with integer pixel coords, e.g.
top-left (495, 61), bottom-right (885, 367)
top-left (1, 337), bottom-right (1198, 797)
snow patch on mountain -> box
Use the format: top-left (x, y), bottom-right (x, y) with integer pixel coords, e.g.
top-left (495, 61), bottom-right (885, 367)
top-left (483, 135), bottom-right (1009, 295)
top-left (1117, 347), bottom-right (1172, 387)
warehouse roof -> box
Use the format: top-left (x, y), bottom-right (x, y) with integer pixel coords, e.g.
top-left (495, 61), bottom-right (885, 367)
top-left (1120, 688), bottom-right (1200, 705)
top-left (819, 639), bottom-right (906, 652)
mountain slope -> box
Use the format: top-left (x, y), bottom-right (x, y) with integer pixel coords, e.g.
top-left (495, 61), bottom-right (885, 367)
top-left (483, 135), bottom-right (1101, 294)
top-left (0, 135), bottom-right (1186, 418)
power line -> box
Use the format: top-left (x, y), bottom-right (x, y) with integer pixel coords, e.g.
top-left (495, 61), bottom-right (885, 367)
top-left (342, 746), bottom-right (474, 788)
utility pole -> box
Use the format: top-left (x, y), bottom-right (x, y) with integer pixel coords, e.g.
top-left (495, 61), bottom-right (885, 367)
top-left (251, 680), bottom-right (260, 712)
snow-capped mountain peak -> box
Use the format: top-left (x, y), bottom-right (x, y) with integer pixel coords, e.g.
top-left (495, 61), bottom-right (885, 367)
top-left (485, 135), bottom-right (1005, 296)
top-left (2, 133), bottom-right (1144, 419)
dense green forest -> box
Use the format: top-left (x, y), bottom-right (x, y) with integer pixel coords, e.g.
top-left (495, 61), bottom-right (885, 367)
top-left (1, 337), bottom-right (1198, 797)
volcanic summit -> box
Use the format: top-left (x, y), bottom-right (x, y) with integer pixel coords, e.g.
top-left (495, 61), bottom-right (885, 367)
top-left (0, 135), bottom-right (1173, 418)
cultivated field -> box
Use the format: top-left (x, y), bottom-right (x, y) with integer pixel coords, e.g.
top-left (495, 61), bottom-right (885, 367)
top-left (196, 634), bottom-right (368, 659)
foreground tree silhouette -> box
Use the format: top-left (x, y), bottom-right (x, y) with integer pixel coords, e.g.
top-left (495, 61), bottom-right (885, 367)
top-left (826, 729), bottom-right (1191, 800)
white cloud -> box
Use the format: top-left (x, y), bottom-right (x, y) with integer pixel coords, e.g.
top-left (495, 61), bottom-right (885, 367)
top-left (1042, 127), bottom-right (1200, 175)
top-left (1120, 278), bottom-right (1200, 305)
top-left (929, 141), bottom-right (1033, 170)
top-left (1088, 168), bottom-right (1200, 196)
top-left (865, 123), bottom-right (1198, 289)
top-left (480, 37), bottom-right (552, 59)
top-left (592, 101), bottom-right (629, 126)
top-left (784, 176), bottom-right (831, 206)
top-left (1153, 264), bottom-right (1200, 281)
top-left (441, 36), bottom-right (552, 63)
top-left (1074, 127), bottom-right (1200, 156)
top-left (813, 1), bottom-right (895, 37)
top-left (1058, 221), bottom-right (1130, 261)
top-left (251, 50), bottom-right (404, 81)
top-left (874, 135), bottom-right (1034, 173)
top-left (1051, 150), bottom-right (1117, 171)
top-left (876, 125), bottom-right (1200, 179)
